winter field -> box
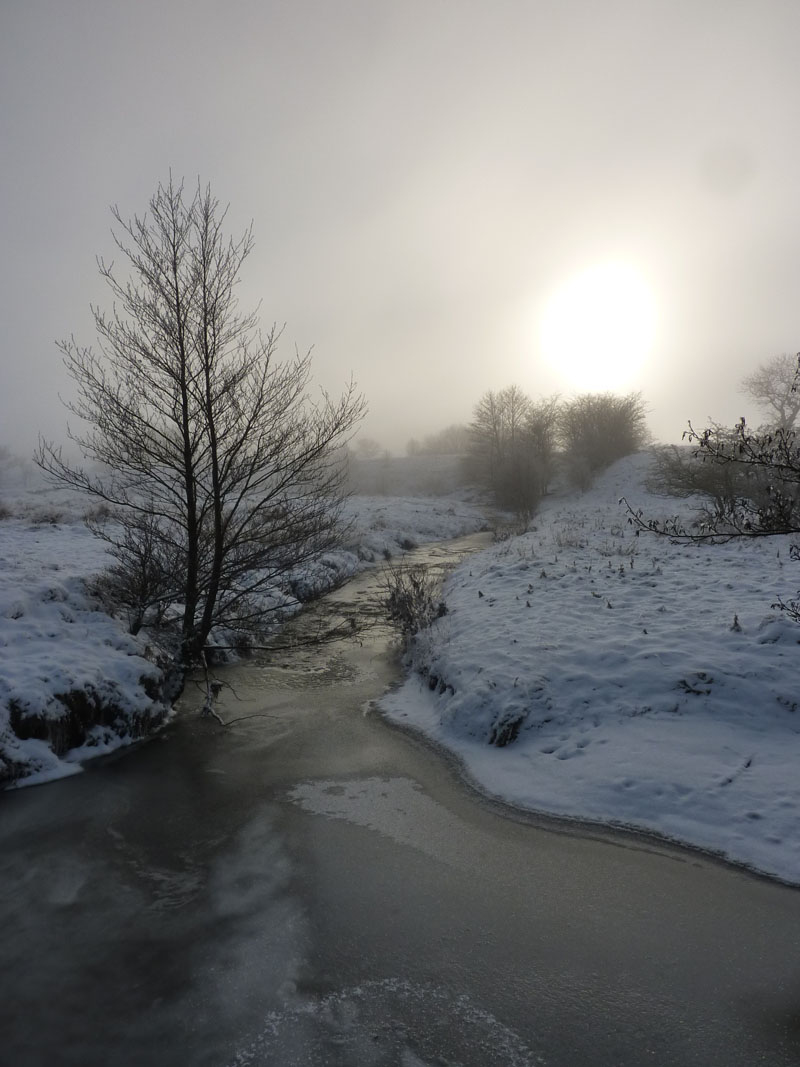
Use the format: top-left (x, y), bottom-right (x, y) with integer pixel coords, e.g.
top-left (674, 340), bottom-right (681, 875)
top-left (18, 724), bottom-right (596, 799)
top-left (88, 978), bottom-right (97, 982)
top-left (0, 479), bottom-right (487, 788)
top-left (382, 452), bottom-right (800, 885)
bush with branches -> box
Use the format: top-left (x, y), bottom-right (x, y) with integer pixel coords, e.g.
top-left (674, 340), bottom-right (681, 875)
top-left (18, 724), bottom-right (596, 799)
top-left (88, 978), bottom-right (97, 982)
top-left (560, 392), bottom-right (648, 487)
top-left (379, 561), bottom-right (447, 641)
top-left (627, 416), bottom-right (800, 620)
top-left (645, 429), bottom-right (777, 526)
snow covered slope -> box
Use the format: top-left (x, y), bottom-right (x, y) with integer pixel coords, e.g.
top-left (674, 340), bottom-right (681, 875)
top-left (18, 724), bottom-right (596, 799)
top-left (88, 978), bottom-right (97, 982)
top-left (0, 517), bottom-right (167, 786)
top-left (381, 452), bottom-right (800, 884)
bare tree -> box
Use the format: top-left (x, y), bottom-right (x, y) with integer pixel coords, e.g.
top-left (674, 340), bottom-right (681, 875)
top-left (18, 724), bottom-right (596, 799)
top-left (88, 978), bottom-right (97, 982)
top-left (526, 395), bottom-right (561, 498)
top-left (36, 178), bottom-right (364, 695)
top-left (740, 353), bottom-right (800, 431)
top-left (468, 386), bottom-right (559, 513)
top-left (469, 386), bottom-right (529, 509)
top-left (469, 388), bottom-right (509, 483)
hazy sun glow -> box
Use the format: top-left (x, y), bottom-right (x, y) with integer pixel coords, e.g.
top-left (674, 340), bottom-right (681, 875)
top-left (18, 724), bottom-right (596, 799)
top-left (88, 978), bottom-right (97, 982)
top-left (539, 262), bottom-right (656, 391)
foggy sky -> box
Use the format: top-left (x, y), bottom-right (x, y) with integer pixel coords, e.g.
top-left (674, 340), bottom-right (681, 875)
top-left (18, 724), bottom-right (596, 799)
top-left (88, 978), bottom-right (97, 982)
top-left (2, 0), bottom-right (800, 456)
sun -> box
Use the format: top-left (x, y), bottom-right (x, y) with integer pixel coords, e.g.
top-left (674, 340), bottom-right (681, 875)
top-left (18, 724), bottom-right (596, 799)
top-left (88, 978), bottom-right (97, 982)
top-left (538, 262), bottom-right (656, 391)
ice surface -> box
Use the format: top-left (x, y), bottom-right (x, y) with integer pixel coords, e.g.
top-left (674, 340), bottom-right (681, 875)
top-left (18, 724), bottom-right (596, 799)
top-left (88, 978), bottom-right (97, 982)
top-left (230, 977), bottom-right (543, 1067)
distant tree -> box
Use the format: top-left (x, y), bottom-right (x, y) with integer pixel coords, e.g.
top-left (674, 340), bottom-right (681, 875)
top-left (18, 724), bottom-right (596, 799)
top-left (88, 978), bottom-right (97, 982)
top-left (469, 389), bottom-right (509, 484)
top-left (526, 396), bottom-right (561, 498)
top-left (740, 353), bottom-right (800, 431)
top-left (353, 435), bottom-right (382, 459)
top-left (36, 178), bottom-right (364, 695)
top-left (0, 446), bottom-right (31, 486)
top-left (416, 423), bottom-right (472, 455)
top-left (469, 386), bottom-right (529, 510)
top-left (559, 392), bottom-right (648, 487)
top-left (468, 386), bottom-right (558, 513)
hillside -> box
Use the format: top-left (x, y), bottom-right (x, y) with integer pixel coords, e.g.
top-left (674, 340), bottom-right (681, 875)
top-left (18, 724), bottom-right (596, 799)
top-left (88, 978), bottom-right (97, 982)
top-left (381, 451), bottom-right (800, 884)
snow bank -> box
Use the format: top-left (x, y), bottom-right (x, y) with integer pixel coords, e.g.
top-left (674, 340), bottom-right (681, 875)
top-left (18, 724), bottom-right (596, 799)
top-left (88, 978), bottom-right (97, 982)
top-left (283, 495), bottom-right (489, 602)
top-left (381, 451), bottom-right (800, 884)
top-left (0, 517), bottom-right (168, 787)
top-left (0, 490), bottom-right (487, 788)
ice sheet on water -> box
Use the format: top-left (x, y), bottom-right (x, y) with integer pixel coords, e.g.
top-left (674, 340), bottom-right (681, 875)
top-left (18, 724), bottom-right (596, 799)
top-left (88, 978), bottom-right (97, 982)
top-left (287, 776), bottom-right (487, 874)
top-left (229, 977), bottom-right (544, 1067)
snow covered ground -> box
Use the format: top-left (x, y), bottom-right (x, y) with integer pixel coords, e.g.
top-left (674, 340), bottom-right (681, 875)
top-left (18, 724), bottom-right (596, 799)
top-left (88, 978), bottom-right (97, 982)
top-left (0, 482), bottom-right (487, 788)
top-left (0, 512), bottom-right (167, 787)
top-left (12, 454), bottom-right (800, 888)
top-left (381, 452), bottom-right (800, 885)
top-left (291, 493), bottom-right (491, 599)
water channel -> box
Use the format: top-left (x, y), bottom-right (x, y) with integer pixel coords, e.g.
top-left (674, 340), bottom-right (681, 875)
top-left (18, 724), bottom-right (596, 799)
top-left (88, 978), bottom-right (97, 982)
top-left (2, 532), bottom-right (800, 1066)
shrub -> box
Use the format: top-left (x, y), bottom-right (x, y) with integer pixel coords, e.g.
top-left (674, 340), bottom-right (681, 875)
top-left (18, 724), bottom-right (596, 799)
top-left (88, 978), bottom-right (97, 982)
top-left (646, 428), bottom-right (800, 533)
top-left (380, 561), bottom-right (447, 640)
top-left (646, 439), bottom-right (771, 525)
top-left (560, 392), bottom-right (648, 485)
top-left (626, 416), bottom-right (800, 621)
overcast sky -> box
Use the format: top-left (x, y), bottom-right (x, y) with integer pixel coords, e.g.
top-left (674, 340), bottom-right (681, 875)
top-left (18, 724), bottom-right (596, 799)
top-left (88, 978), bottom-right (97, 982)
top-left (3, 0), bottom-right (800, 455)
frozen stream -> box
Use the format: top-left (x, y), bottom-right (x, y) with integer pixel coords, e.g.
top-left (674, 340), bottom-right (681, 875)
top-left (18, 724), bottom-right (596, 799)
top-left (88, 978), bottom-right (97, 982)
top-left (2, 532), bottom-right (800, 1065)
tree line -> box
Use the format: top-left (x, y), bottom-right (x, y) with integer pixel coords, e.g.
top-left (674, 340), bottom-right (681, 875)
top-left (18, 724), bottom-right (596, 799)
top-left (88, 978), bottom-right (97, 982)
top-left (410, 387), bottom-right (649, 515)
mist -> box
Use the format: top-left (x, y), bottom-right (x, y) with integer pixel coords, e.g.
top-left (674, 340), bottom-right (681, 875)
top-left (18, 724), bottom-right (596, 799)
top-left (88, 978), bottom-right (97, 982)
top-left (6, 8), bottom-right (800, 1060)
top-left (2, 1), bottom-right (800, 457)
